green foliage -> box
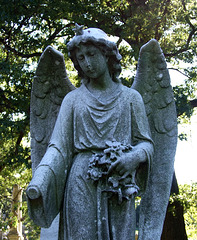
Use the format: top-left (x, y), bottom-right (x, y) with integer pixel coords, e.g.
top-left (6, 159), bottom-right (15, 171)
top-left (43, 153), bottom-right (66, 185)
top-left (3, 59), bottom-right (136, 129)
top-left (170, 183), bottom-right (197, 239)
top-left (0, 54), bottom-right (32, 171)
top-left (0, 165), bottom-right (40, 238)
top-left (173, 84), bottom-right (193, 119)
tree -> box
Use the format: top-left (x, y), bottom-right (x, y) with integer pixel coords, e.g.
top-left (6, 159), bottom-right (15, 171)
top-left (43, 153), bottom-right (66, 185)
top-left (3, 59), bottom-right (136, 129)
top-left (161, 173), bottom-right (188, 240)
top-left (161, 183), bottom-right (197, 240)
top-left (166, 183), bottom-right (197, 240)
top-left (0, 0), bottom-right (197, 237)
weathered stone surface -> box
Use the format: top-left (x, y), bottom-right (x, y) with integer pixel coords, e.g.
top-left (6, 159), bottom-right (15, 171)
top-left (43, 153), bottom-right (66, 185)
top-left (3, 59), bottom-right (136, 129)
top-left (133, 39), bottom-right (177, 240)
top-left (40, 215), bottom-right (59, 240)
top-left (27, 25), bottom-right (177, 240)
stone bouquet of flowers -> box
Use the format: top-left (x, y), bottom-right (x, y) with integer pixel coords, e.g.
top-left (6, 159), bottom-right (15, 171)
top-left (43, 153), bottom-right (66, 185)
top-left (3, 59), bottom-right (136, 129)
top-left (87, 140), bottom-right (139, 203)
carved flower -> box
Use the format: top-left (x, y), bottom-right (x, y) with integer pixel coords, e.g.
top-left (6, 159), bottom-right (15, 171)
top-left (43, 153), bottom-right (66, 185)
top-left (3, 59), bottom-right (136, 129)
top-left (87, 140), bottom-right (139, 203)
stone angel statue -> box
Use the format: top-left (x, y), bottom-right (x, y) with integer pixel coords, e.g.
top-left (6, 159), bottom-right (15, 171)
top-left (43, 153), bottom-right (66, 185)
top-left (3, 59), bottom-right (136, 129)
top-left (27, 24), bottom-right (177, 240)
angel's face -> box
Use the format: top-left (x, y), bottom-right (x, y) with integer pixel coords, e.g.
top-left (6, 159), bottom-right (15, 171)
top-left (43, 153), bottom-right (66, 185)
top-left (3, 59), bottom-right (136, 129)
top-left (75, 44), bottom-right (108, 80)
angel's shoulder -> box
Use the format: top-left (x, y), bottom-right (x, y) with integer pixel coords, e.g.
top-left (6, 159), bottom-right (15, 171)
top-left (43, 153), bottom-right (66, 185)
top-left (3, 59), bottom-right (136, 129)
top-left (121, 85), bottom-right (143, 103)
top-left (61, 87), bottom-right (81, 106)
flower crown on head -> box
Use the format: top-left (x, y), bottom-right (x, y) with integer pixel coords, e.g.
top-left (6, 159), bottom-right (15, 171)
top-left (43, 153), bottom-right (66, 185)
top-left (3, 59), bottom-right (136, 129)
top-left (73, 23), bottom-right (84, 36)
top-left (67, 23), bottom-right (121, 61)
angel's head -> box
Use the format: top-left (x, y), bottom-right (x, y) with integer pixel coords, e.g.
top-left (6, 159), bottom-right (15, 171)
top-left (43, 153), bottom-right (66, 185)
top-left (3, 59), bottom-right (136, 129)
top-left (67, 24), bottom-right (122, 83)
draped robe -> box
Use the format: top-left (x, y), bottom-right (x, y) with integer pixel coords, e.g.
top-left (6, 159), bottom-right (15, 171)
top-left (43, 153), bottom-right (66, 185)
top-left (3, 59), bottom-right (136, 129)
top-left (27, 83), bottom-right (154, 240)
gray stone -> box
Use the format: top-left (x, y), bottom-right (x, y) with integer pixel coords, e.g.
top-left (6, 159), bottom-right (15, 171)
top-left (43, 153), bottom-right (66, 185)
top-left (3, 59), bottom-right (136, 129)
top-left (27, 24), bottom-right (177, 240)
top-left (40, 215), bottom-right (59, 240)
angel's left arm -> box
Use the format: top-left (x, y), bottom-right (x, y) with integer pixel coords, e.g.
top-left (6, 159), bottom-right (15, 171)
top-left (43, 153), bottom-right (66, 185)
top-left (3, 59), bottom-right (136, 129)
top-left (127, 91), bottom-right (154, 195)
top-left (130, 89), bottom-right (154, 170)
top-left (109, 89), bottom-right (154, 191)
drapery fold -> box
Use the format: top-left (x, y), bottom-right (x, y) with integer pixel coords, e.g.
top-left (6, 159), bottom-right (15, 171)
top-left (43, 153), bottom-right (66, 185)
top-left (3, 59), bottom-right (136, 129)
top-left (27, 84), bottom-right (154, 239)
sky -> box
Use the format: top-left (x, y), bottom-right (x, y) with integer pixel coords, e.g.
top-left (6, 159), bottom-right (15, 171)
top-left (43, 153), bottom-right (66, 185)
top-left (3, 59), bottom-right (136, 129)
top-left (175, 112), bottom-right (197, 184)
top-left (169, 68), bottom-right (197, 185)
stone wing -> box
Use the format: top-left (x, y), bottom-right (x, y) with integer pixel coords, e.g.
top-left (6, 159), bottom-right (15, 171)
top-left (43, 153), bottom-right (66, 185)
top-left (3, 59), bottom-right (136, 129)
top-left (132, 39), bottom-right (177, 240)
top-left (30, 46), bottom-right (75, 172)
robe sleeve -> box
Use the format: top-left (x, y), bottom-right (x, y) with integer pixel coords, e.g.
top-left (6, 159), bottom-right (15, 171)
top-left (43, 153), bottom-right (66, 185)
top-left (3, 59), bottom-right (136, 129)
top-left (27, 93), bottom-right (75, 228)
top-left (130, 90), bottom-right (154, 194)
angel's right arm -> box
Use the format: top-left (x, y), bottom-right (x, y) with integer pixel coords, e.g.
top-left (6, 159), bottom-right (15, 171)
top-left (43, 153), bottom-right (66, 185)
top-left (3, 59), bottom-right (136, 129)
top-left (27, 92), bottom-right (75, 228)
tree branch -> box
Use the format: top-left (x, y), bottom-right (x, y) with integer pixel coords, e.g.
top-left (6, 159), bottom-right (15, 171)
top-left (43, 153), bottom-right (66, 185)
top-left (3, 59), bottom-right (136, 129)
top-left (190, 99), bottom-right (197, 108)
top-left (168, 68), bottom-right (189, 78)
top-left (15, 130), bottom-right (25, 155)
top-left (181, 0), bottom-right (195, 29)
top-left (164, 28), bottom-right (196, 57)
top-left (164, 0), bottom-right (196, 57)
top-left (0, 38), bottom-right (41, 58)
top-left (48, 25), bottom-right (67, 41)
top-left (154, 0), bottom-right (171, 40)
top-left (0, 88), bottom-right (16, 112)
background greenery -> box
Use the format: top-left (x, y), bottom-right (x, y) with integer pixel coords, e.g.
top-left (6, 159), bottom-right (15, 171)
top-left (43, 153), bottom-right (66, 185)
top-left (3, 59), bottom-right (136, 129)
top-left (0, 0), bottom-right (197, 239)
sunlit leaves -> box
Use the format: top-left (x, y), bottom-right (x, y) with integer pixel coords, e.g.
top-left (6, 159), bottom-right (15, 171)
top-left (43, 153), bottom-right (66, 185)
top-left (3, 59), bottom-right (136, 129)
top-left (0, 165), bottom-right (40, 238)
top-left (170, 183), bottom-right (197, 239)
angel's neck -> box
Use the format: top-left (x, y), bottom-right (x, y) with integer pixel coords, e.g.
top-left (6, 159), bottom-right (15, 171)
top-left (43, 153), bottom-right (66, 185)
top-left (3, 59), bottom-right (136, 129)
top-left (88, 71), bottom-right (114, 90)
top-left (86, 80), bottom-right (119, 100)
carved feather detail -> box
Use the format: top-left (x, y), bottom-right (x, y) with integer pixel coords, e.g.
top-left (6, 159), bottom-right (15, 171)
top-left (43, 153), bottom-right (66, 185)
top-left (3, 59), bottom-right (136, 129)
top-left (132, 39), bottom-right (177, 136)
top-left (30, 46), bottom-right (75, 172)
top-left (132, 39), bottom-right (177, 240)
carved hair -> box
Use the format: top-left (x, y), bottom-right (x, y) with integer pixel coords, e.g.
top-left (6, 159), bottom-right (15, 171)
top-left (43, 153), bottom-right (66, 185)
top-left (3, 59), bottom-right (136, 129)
top-left (67, 32), bottom-right (122, 83)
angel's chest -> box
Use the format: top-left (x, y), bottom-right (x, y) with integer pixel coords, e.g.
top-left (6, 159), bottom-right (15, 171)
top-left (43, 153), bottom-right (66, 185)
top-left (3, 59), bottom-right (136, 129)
top-left (73, 100), bottom-right (132, 132)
